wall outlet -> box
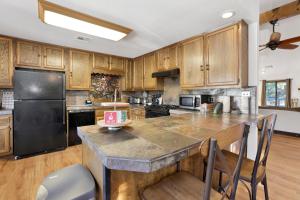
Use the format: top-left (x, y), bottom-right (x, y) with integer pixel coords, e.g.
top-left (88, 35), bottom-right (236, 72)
top-left (241, 91), bottom-right (251, 97)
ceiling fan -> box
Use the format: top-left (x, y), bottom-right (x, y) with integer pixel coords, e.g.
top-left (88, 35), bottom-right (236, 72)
top-left (259, 19), bottom-right (300, 51)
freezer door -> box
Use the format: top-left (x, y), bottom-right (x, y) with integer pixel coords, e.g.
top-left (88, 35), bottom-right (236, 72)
top-left (13, 100), bottom-right (66, 157)
top-left (14, 69), bottom-right (65, 100)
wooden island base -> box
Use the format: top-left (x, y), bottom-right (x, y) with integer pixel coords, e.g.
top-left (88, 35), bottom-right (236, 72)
top-left (82, 142), bottom-right (207, 200)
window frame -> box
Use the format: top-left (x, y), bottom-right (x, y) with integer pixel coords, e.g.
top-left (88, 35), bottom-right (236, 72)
top-left (261, 79), bottom-right (291, 108)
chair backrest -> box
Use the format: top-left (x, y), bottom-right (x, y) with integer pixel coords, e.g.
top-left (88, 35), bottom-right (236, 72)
top-left (252, 114), bottom-right (277, 181)
top-left (203, 124), bottom-right (250, 200)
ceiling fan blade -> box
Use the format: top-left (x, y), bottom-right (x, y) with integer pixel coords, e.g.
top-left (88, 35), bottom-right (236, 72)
top-left (259, 44), bottom-right (267, 47)
top-left (270, 32), bottom-right (281, 43)
top-left (259, 47), bottom-right (268, 51)
top-left (277, 43), bottom-right (299, 49)
top-left (280, 36), bottom-right (300, 44)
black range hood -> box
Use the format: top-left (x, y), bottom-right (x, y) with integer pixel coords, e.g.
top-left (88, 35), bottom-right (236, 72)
top-left (152, 68), bottom-right (180, 78)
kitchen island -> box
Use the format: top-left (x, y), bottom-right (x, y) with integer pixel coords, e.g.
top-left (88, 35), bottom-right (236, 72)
top-left (78, 113), bottom-right (266, 200)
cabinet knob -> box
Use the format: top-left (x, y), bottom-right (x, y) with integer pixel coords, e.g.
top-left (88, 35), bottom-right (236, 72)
top-left (200, 65), bottom-right (204, 71)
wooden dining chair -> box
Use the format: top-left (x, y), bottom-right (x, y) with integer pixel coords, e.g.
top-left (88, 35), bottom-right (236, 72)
top-left (140, 124), bottom-right (250, 200)
top-left (207, 114), bottom-right (277, 200)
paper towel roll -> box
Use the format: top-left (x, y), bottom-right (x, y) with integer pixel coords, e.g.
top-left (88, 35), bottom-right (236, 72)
top-left (223, 96), bottom-right (231, 113)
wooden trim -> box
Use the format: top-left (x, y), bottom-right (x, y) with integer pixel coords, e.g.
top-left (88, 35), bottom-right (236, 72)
top-left (260, 1), bottom-right (300, 25)
top-left (274, 130), bottom-right (300, 137)
top-left (259, 106), bottom-right (300, 112)
top-left (38, 0), bottom-right (132, 34)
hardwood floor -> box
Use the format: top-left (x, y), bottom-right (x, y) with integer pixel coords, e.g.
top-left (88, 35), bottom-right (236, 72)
top-left (0, 134), bottom-right (299, 200)
top-left (0, 145), bottom-right (82, 200)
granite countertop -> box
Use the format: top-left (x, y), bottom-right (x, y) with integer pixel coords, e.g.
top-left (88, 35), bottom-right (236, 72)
top-left (0, 109), bottom-right (13, 116)
top-left (67, 104), bottom-right (131, 111)
top-left (78, 113), bottom-right (265, 173)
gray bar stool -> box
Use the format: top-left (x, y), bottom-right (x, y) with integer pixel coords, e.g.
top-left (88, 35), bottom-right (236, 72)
top-left (36, 164), bottom-right (96, 200)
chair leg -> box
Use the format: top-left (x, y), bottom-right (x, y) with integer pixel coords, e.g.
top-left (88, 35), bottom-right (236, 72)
top-left (202, 163), bottom-right (207, 181)
top-left (262, 175), bottom-right (269, 200)
top-left (251, 183), bottom-right (257, 200)
top-left (218, 171), bottom-right (223, 190)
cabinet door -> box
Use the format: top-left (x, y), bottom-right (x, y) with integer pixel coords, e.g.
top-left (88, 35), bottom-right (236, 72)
top-left (180, 37), bottom-right (205, 88)
top-left (156, 48), bottom-right (168, 71)
top-left (143, 53), bottom-right (157, 90)
top-left (205, 25), bottom-right (239, 86)
top-left (167, 44), bottom-right (178, 69)
top-left (93, 53), bottom-right (110, 70)
top-left (69, 50), bottom-right (91, 90)
top-left (133, 56), bottom-right (144, 90)
top-left (120, 59), bottom-right (133, 91)
top-left (125, 59), bottom-right (133, 90)
top-left (17, 41), bottom-right (42, 67)
top-left (0, 37), bottom-right (13, 88)
top-left (110, 56), bottom-right (124, 72)
top-left (0, 125), bottom-right (10, 155)
top-left (43, 46), bottom-right (64, 70)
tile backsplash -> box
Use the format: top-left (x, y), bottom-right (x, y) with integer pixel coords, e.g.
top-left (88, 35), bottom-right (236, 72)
top-left (90, 73), bottom-right (120, 99)
top-left (0, 89), bottom-right (14, 109)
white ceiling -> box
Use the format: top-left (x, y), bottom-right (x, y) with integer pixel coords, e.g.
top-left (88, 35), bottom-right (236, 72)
top-left (0, 0), bottom-right (259, 58)
top-left (260, 0), bottom-right (295, 13)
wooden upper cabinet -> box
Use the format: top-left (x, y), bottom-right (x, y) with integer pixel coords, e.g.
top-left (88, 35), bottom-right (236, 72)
top-left (205, 24), bottom-right (239, 86)
top-left (133, 56), bottom-right (144, 90)
top-left (110, 56), bottom-right (124, 72)
top-left (69, 50), bottom-right (92, 90)
top-left (0, 37), bottom-right (13, 88)
top-left (43, 45), bottom-right (64, 70)
top-left (180, 37), bottom-right (205, 88)
top-left (157, 48), bottom-right (168, 71)
top-left (156, 44), bottom-right (178, 71)
top-left (93, 53), bottom-right (110, 70)
top-left (144, 53), bottom-right (158, 90)
top-left (168, 44), bottom-right (178, 69)
top-left (17, 41), bottom-right (42, 67)
top-left (120, 59), bottom-right (133, 91)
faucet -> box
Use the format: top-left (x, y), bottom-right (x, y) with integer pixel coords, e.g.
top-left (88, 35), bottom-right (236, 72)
top-left (114, 88), bottom-right (118, 103)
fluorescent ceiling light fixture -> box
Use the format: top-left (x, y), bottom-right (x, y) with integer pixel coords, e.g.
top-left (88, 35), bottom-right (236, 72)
top-left (221, 11), bottom-right (235, 19)
top-left (38, 0), bottom-right (132, 41)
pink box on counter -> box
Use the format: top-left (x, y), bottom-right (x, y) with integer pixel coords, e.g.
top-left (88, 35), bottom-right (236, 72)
top-left (104, 110), bottom-right (127, 125)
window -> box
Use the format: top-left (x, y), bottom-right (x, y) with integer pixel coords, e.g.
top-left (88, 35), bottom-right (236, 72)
top-left (261, 79), bottom-right (291, 108)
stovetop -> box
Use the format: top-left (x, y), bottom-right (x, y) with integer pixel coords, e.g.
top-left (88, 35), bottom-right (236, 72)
top-left (145, 104), bottom-right (179, 118)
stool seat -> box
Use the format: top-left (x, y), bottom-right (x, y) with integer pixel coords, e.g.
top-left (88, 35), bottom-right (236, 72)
top-left (36, 164), bottom-right (95, 200)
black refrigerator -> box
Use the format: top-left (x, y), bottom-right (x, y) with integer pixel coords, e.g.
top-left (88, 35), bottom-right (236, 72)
top-left (13, 68), bottom-right (67, 158)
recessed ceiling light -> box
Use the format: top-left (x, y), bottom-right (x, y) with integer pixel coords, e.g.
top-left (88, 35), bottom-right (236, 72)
top-left (221, 11), bottom-right (235, 19)
top-left (38, 0), bottom-right (132, 41)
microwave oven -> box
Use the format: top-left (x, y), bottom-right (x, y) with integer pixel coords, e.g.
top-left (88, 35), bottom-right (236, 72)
top-left (179, 94), bottom-right (214, 110)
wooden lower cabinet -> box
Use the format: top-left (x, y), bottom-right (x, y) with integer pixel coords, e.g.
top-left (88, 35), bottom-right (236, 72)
top-left (180, 36), bottom-right (205, 88)
top-left (0, 115), bottom-right (12, 156)
top-left (68, 50), bottom-right (92, 90)
top-left (0, 37), bottom-right (13, 88)
top-left (130, 107), bottom-right (145, 120)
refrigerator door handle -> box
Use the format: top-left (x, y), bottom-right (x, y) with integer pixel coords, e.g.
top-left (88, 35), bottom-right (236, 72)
top-left (63, 102), bottom-right (66, 125)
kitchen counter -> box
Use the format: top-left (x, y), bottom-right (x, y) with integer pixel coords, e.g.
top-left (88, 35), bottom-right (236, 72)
top-left (79, 112), bottom-right (267, 200)
top-left (78, 112), bottom-right (264, 173)
top-left (67, 104), bottom-right (130, 111)
top-left (0, 109), bottom-right (13, 116)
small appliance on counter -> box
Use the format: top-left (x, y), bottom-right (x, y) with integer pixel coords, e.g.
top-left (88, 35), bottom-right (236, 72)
top-left (179, 94), bottom-right (214, 110)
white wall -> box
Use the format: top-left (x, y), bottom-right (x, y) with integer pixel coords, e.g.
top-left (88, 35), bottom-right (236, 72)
top-left (258, 15), bottom-right (300, 134)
